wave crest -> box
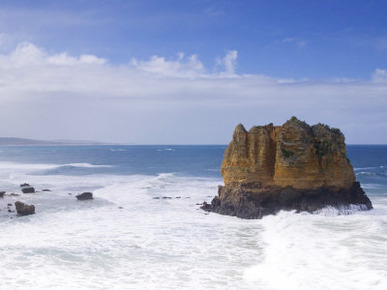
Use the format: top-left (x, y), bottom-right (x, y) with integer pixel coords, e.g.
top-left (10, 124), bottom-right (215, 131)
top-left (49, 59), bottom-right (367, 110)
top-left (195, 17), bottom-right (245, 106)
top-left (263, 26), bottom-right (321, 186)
top-left (63, 163), bottom-right (112, 168)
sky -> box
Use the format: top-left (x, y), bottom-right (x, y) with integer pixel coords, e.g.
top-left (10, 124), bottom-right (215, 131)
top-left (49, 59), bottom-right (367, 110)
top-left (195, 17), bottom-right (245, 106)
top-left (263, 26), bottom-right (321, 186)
top-left (0, 0), bottom-right (387, 144)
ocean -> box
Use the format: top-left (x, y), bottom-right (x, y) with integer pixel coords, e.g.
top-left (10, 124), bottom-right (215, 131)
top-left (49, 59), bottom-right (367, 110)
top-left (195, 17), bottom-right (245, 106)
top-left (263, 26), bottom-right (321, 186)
top-left (0, 145), bottom-right (386, 289)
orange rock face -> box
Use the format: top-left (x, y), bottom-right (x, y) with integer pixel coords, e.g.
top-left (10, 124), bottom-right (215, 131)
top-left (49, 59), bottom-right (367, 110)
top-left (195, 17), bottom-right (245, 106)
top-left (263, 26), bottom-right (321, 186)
top-left (202, 117), bottom-right (372, 219)
top-left (221, 117), bottom-right (355, 190)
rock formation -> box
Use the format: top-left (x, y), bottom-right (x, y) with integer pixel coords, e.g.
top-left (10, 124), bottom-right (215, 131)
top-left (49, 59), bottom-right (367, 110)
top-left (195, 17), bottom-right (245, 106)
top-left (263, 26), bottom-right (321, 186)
top-left (202, 117), bottom-right (373, 218)
top-left (76, 192), bottom-right (93, 200)
top-left (20, 183), bottom-right (35, 194)
top-left (15, 201), bottom-right (35, 216)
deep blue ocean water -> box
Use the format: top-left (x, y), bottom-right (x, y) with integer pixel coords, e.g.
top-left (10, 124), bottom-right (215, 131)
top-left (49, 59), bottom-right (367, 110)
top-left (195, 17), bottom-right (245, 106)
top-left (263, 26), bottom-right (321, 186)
top-left (0, 145), bottom-right (386, 289)
top-left (0, 145), bottom-right (226, 177)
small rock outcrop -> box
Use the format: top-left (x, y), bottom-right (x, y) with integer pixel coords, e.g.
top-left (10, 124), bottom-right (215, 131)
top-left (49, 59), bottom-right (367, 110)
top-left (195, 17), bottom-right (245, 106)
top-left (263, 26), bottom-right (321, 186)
top-left (20, 183), bottom-right (35, 194)
top-left (15, 201), bottom-right (35, 216)
top-left (202, 117), bottom-right (373, 218)
top-left (76, 192), bottom-right (93, 200)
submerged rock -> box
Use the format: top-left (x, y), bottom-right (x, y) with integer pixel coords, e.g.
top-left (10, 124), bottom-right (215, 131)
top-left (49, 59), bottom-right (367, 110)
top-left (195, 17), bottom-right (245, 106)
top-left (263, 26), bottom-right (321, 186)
top-left (75, 192), bottom-right (93, 200)
top-left (202, 117), bottom-right (373, 219)
top-left (14, 201), bottom-right (35, 216)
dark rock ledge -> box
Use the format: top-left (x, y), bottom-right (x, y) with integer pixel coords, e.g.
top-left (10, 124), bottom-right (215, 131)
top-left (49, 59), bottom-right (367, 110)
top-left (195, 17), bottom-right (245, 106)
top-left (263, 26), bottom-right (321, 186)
top-left (202, 182), bottom-right (372, 219)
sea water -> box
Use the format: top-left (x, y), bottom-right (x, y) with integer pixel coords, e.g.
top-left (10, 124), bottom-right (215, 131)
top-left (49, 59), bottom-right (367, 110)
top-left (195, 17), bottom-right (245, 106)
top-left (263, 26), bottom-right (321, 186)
top-left (0, 145), bottom-right (386, 289)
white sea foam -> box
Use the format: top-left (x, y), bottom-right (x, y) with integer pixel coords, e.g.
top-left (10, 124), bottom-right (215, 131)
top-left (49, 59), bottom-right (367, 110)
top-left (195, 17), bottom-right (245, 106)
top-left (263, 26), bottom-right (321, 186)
top-left (0, 171), bottom-right (265, 289)
top-left (0, 161), bottom-right (386, 289)
top-left (244, 209), bottom-right (387, 290)
top-left (314, 204), bottom-right (370, 216)
top-left (0, 161), bottom-right (58, 171)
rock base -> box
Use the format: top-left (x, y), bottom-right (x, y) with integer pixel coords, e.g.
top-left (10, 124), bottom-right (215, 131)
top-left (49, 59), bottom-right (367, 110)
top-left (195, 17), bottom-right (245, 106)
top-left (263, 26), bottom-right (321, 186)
top-left (202, 182), bottom-right (373, 219)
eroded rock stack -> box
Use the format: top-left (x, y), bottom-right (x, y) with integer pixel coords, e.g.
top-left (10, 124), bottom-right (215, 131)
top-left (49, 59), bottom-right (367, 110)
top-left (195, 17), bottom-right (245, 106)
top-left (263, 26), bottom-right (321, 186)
top-left (202, 117), bottom-right (373, 218)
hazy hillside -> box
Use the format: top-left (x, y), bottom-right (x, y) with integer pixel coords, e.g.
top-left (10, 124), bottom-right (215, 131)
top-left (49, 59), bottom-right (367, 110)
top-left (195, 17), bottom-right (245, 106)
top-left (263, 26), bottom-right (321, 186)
top-left (0, 137), bottom-right (107, 145)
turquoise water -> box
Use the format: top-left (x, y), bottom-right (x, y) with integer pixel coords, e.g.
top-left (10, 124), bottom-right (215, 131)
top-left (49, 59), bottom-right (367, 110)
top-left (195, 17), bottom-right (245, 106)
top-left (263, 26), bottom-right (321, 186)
top-left (0, 145), bottom-right (386, 289)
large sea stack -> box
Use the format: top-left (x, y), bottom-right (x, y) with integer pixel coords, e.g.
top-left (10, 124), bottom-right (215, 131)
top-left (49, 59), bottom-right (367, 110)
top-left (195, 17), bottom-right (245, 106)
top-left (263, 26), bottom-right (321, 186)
top-left (202, 117), bottom-right (372, 218)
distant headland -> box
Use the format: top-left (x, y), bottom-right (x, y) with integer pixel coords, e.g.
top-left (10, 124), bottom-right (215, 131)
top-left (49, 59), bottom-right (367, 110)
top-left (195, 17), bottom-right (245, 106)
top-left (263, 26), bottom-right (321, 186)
top-left (0, 137), bottom-right (112, 146)
top-left (202, 117), bottom-right (373, 218)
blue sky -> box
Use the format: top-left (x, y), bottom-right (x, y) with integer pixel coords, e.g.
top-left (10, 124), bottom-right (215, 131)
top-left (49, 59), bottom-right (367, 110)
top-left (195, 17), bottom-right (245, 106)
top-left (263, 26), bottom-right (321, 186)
top-left (0, 0), bottom-right (387, 144)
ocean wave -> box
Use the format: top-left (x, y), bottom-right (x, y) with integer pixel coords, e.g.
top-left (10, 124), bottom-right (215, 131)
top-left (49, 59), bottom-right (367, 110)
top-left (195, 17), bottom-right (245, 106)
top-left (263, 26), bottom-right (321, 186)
top-left (33, 163), bottom-right (114, 176)
top-left (63, 163), bottom-right (112, 168)
top-left (356, 171), bottom-right (377, 176)
top-left (0, 162), bottom-right (111, 173)
top-left (156, 148), bottom-right (175, 152)
top-left (0, 161), bottom-right (58, 171)
top-left (109, 148), bottom-right (128, 152)
top-left (154, 172), bottom-right (176, 180)
top-left (354, 166), bottom-right (379, 171)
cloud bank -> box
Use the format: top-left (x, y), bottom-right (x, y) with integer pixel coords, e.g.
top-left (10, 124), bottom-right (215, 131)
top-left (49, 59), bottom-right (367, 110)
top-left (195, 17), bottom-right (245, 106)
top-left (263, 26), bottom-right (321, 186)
top-left (0, 42), bottom-right (386, 144)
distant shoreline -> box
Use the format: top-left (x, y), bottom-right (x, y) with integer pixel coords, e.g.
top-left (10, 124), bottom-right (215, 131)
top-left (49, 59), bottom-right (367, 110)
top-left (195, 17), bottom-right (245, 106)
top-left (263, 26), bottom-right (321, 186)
top-left (0, 137), bottom-right (113, 146)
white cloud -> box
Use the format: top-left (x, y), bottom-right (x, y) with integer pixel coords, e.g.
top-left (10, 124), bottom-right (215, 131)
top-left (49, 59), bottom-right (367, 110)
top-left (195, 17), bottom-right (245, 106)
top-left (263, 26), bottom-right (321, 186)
top-left (282, 37), bottom-right (307, 48)
top-left (79, 54), bottom-right (107, 65)
top-left (372, 68), bottom-right (387, 82)
top-left (1, 42), bottom-right (107, 68)
top-left (222, 50), bottom-right (238, 75)
top-left (46, 53), bottom-right (106, 66)
top-left (131, 53), bottom-right (205, 78)
top-left (46, 53), bottom-right (79, 65)
top-left (215, 50), bottom-right (238, 76)
top-left (10, 42), bottom-right (45, 65)
top-left (0, 42), bottom-right (386, 144)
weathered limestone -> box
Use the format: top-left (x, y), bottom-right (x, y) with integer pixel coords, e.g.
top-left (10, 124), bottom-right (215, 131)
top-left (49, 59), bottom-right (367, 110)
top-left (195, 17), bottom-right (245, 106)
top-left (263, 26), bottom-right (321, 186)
top-left (203, 117), bottom-right (373, 218)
